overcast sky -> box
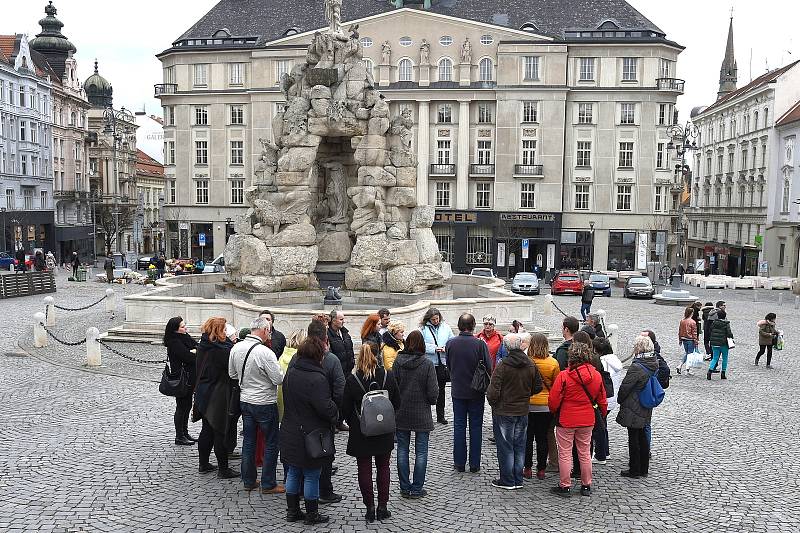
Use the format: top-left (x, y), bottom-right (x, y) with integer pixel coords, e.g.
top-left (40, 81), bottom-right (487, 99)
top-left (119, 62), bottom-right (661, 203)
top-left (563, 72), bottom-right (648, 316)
top-left (3, 0), bottom-right (798, 124)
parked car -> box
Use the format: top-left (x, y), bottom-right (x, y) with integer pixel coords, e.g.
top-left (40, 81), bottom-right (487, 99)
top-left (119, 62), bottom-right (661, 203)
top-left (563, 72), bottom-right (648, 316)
top-left (623, 276), bottom-right (655, 299)
top-left (551, 270), bottom-right (584, 295)
top-left (588, 272), bottom-right (612, 297)
top-left (136, 256), bottom-right (156, 270)
top-left (511, 272), bottom-right (540, 295)
top-left (470, 268), bottom-right (496, 278)
top-left (0, 252), bottom-right (15, 270)
top-left (203, 254), bottom-right (225, 273)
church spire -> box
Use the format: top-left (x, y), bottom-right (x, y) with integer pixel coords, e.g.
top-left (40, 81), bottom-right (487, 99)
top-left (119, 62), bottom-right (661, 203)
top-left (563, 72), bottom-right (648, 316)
top-left (717, 14), bottom-right (737, 100)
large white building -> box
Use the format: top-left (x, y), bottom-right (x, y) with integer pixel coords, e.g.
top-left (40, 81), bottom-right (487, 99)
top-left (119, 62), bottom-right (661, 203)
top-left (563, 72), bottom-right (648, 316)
top-left (156, 0), bottom-right (685, 273)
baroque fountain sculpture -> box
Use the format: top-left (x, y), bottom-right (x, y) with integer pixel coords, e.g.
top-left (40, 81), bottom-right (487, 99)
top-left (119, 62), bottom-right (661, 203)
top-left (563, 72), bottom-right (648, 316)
top-left (224, 0), bottom-right (450, 294)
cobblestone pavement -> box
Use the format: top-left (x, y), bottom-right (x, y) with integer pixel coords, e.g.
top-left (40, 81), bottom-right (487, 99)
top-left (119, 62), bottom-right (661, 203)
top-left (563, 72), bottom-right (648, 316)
top-left (2, 275), bottom-right (800, 532)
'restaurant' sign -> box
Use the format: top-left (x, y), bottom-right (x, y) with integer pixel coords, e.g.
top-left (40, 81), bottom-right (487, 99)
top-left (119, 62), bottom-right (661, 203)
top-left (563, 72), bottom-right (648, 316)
top-left (500, 213), bottom-right (556, 222)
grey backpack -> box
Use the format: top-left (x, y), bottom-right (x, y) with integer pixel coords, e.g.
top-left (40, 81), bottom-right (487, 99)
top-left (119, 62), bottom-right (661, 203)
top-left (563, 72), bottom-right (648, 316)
top-left (355, 372), bottom-right (396, 437)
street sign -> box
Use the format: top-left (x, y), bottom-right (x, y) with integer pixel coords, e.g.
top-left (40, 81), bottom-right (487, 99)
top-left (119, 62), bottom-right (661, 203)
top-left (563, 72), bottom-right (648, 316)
top-left (758, 260), bottom-right (768, 276)
top-left (546, 243), bottom-right (555, 269)
top-left (198, 233), bottom-right (206, 247)
top-left (497, 242), bottom-right (506, 267)
top-left (636, 233), bottom-right (648, 270)
top-left (521, 239), bottom-right (529, 259)
top-left (695, 258), bottom-right (706, 272)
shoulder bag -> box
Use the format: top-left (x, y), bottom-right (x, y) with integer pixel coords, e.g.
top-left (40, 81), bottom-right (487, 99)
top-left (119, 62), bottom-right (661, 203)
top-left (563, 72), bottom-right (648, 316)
top-left (228, 343), bottom-right (258, 418)
top-left (302, 425), bottom-right (335, 459)
top-left (470, 358), bottom-right (491, 394)
top-left (428, 325), bottom-right (450, 383)
top-left (159, 360), bottom-right (190, 398)
top-left (575, 368), bottom-right (606, 430)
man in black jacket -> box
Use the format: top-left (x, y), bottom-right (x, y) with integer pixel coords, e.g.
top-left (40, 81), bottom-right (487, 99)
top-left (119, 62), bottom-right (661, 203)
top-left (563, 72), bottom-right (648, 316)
top-left (554, 316), bottom-right (580, 371)
top-left (327, 310), bottom-right (353, 433)
top-left (260, 309), bottom-right (286, 358)
top-left (580, 280), bottom-right (594, 320)
top-left (446, 313), bottom-right (491, 473)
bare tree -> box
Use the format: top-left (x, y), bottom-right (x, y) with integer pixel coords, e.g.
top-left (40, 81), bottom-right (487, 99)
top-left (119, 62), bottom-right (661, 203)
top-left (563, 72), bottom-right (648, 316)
top-left (96, 204), bottom-right (136, 256)
top-left (163, 207), bottom-right (190, 257)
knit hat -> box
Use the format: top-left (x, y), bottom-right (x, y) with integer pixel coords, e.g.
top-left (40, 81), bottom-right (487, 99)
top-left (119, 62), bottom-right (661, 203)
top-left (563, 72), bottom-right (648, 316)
top-left (482, 315), bottom-right (496, 325)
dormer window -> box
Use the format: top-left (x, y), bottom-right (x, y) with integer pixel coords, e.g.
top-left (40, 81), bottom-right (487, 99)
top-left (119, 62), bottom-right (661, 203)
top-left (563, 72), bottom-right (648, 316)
top-left (212, 28), bottom-right (231, 38)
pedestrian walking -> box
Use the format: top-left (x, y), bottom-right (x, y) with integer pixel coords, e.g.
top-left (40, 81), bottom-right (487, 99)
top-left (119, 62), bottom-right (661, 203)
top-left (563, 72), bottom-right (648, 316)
top-left (104, 256), bottom-right (114, 283)
top-left (156, 255), bottom-right (166, 279)
top-left (487, 333), bottom-right (542, 489)
top-left (708, 310), bottom-right (734, 380)
top-left (523, 333), bottom-right (560, 480)
top-left (677, 307), bottom-right (699, 375)
top-left (616, 335), bottom-right (659, 479)
top-left (343, 343), bottom-right (401, 523)
top-left (755, 313), bottom-right (778, 368)
top-left (476, 315), bottom-right (506, 370)
top-left (228, 316), bottom-right (285, 494)
top-left (164, 316), bottom-right (198, 445)
top-left (420, 307), bottom-right (455, 425)
top-left (548, 341), bottom-right (607, 497)
top-left (580, 280), bottom-right (594, 320)
top-left (447, 313), bottom-right (492, 473)
top-left (70, 251), bottom-right (80, 279)
top-left (280, 334), bottom-right (339, 525)
top-left (700, 301), bottom-right (714, 357)
top-left (193, 317), bottom-right (238, 478)
top-left (704, 301), bottom-right (726, 361)
top-left (328, 309), bottom-right (355, 431)
top-left (381, 321), bottom-right (405, 371)
top-left (392, 330), bottom-right (438, 499)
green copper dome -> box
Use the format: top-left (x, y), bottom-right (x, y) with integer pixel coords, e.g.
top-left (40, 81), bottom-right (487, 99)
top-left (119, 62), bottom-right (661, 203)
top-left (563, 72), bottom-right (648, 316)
top-left (29, 1), bottom-right (76, 55)
top-left (85, 60), bottom-right (113, 108)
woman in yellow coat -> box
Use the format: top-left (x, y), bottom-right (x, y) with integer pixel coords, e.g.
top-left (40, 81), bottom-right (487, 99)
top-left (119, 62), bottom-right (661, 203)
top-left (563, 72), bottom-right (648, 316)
top-left (524, 332), bottom-right (561, 480)
top-left (381, 321), bottom-right (405, 370)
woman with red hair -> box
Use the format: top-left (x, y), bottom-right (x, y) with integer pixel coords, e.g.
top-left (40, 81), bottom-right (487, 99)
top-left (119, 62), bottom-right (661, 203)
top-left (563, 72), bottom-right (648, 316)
top-left (361, 314), bottom-right (383, 356)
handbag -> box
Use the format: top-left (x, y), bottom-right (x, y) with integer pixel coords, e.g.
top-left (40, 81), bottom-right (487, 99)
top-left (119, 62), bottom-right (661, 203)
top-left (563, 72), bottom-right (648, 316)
top-left (727, 337), bottom-right (736, 349)
top-left (470, 358), bottom-right (491, 394)
top-left (575, 368), bottom-right (606, 431)
top-left (429, 326), bottom-right (450, 383)
top-left (302, 426), bottom-right (335, 459)
top-left (686, 349), bottom-right (704, 368)
top-left (600, 369), bottom-right (614, 398)
top-left (159, 361), bottom-right (190, 397)
top-left (228, 343), bottom-right (259, 418)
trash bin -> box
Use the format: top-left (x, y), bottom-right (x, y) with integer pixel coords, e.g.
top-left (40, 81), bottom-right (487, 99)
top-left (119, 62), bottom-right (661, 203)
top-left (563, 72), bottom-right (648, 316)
top-left (77, 267), bottom-right (88, 282)
top-left (147, 269), bottom-right (158, 281)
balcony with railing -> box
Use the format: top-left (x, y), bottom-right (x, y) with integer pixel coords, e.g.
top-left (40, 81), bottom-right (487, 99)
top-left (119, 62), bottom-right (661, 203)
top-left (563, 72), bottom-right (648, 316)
top-left (154, 83), bottom-right (178, 97)
top-left (429, 163), bottom-right (456, 176)
top-left (656, 78), bottom-right (685, 93)
top-left (469, 164), bottom-right (495, 176)
top-left (514, 164), bottom-right (543, 177)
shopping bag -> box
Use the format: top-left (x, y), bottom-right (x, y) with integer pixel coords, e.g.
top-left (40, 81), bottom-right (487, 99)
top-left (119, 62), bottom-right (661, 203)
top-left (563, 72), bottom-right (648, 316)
top-left (776, 331), bottom-right (785, 351)
top-left (686, 350), bottom-right (704, 368)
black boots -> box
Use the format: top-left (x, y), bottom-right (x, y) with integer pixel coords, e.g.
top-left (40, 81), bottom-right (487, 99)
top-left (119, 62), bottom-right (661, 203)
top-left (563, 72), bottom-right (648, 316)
top-left (303, 499), bottom-right (329, 525)
top-left (365, 505), bottom-right (376, 523)
top-left (175, 429), bottom-right (194, 445)
top-left (183, 423), bottom-right (197, 442)
top-left (285, 494), bottom-right (306, 523)
top-left (707, 370), bottom-right (712, 380)
top-left (376, 505), bottom-right (391, 521)
top-left (721, 371), bottom-right (727, 380)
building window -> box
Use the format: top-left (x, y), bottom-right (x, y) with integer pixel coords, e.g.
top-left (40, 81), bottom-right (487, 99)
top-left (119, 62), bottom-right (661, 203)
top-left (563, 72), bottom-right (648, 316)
top-left (779, 243), bottom-right (785, 266)
top-left (575, 184), bottom-right (590, 210)
top-left (195, 141), bottom-right (208, 164)
top-left (398, 58), bottom-right (413, 82)
top-left (782, 179), bottom-right (791, 212)
top-left (616, 185), bottom-right (632, 211)
top-left (230, 105), bottom-right (244, 125)
top-left (478, 103), bottom-right (493, 123)
top-left (741, 148), bottom-right (748, 170)
top-left (229, 63), bottom-right (245, 85)
top-left (437, 140), bottom-right (452, 164)
top-left (195, 180), bottom-right (209, 204)
top-left (521, 140), bottom-right (536, 165)
top-left (620, 103), bottom-right (635, 124)
top-left (467, 226), bottom-right (493, 264)
top-left (360, 37), bottom-right (373, 48)
top-left (433, 226), bottom-right (454, 262)
top-left (193, 64), bottom-right (208, 86)
top-left (437, 104), bottom-right (452, 123)
top-left (439, 36), bottom-right (453, 46)
top-left (607, 231), bottom-right (636, 270)
top-left (717, 154), bottom-right (723, 173)
top-left (476, 140), bottom-right (492, 164)
top-left (658, 104), bottom-right (669, 125)
top-left (40, 190), bottom-right (47, 209)
top-left (434, 181), bottom-right (451, 207)
top-left (230, 141), bottom-right (244, 165)
top-left (520, 182), bottom-right (536, 208)
top-left (578, 103), bottom-right (593, 124)
top-left (23, 188), bottom-right (33, 209)
top-left (479, 58), bottom-right (493, 81)
top-left (21, 155), bottom-right (28, 175)
top-left (438, 58), bottom-right (453, 81)
top-left (578, 57), bottom-right (595, 81)
top-left (164, 141), bottom-right (175, 165)
top-left (622, 57), bottom-right (637, 81)
top-left (659, 58), bottom-right (671, 78)
top-left (275, 60), bottom-right (291, 85)
top-left (194, 106), bottom-right (208, 125)
top-left (761, 145), bottom-right (767, 168)
top-left (399, 36), bottom-right (412, 46)
top-left (362, 58), bottom-right (374, 78)
top-left (654, 185), bottom-right (666, 213)
top-left (164, 106), bottom-right (175, 126)
top-left (728, 152), bottom-right (734, 173)
top-left (164, 66), bottom-right (176, 84)
top-left (475, 182), bottom-right (491, 208)
top-left (723, 222), bottom-right (729, 241)
top-left (480, 34), bottom-right (493, 45)
top-left (726, 187), bottom-right (732, 206)
top-left (5, 189), bottom-right (13, 209)
top-left (20, 120), bottom-right (26, 141)
top-left (522, 101), bottom-right (538, 123)
top-left (576, 141), bottom-right (592, 167)
top-left (618, 142), bottom-right (634, 168)
top-left (168, 180), bottom-right (176, 204)
top-left (231, 179), bottom-right (244, 204)
top-left (523, 56), bottom-right (539, 80)
top-left (656, 142), bottom-right (667, 169)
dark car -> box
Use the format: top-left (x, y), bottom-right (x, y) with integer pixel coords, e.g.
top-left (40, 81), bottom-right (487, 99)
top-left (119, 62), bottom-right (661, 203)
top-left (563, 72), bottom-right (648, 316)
top-left (551, 270), bottom-right (584, 295)
top-left (0, 252), bottom-right (15, 270)
top-left (624, 276), bottom-right (655, 299)
top-left (136, 256), bottom-right (156, 270)
top-left (588, 272), bottom-right (612, 297)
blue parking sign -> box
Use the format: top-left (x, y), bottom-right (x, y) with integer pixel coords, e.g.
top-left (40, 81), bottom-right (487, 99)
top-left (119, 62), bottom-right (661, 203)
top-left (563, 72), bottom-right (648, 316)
top-left (521, 239), bottom-right (529, 259)
top-left (198, 233), bottom-right (206, 247)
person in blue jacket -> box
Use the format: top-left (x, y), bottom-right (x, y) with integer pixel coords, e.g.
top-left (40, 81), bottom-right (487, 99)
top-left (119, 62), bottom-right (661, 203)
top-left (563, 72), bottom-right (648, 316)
top-left (420, 307), bottom-right (455, 425)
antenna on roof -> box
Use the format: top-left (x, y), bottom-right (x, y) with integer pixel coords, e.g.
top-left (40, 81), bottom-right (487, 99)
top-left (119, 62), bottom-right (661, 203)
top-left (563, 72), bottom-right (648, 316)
top-left (749, 48), bottom-right (753, 82)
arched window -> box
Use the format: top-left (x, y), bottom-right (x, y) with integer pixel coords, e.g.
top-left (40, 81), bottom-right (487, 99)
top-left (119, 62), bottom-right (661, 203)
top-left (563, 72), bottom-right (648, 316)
top-left (398, 58), bottom-right (413, 82)
top-left (479, 57), bottom-right (493, 81)
top-left (438, 58), bottom-right (453, 82)
top-left (70, 112), bottom-right (76, 126)
top-left (754, 111), bottom-right (759, 129)
top-left (763, 107), bottom-right (769, 128)
top-left (362, 58), bottom-right (374, 78)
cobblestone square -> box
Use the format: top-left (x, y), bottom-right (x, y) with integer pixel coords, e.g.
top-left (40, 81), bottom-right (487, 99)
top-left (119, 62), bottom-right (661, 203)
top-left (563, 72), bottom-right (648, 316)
top-left (2, 274), bottom-right (800, 532)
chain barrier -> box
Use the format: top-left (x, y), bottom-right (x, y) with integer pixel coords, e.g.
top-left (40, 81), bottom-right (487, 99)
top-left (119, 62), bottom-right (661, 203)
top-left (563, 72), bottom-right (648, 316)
top-left (53, 294), bottom-right (107, 312)
top-left (550, 298), bottom-right (570, 318)
top-left (98, 339), bottom-right (166, 365)
top-left (42, 324), bottom-right (87, 346)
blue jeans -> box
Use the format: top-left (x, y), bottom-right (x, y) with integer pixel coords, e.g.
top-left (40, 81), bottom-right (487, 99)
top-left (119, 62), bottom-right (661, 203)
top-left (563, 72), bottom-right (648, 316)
top-left (452, 397), bottom-right (485, 470)
top-left (580, 303), bottom-right (592, 320)
top-left (285, 464), bottom-right (322, 500)
top-left (644, 424), bottom-right (652, 447)
top-left (493, 415), bottom-right (527, 487)
top-left (240, 402), bottom-right (279, 489)
top-left (681, 339), bottom-right (696, 364)
top-left (710, 345), bottom-right (729, 372)
top-left (396, 430), bottom-right (430, 494)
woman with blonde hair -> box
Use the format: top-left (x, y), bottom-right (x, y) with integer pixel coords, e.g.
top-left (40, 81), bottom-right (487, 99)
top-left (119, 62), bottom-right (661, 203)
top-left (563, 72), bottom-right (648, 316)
top-left (524, 332), bottom-right (560, 480)
top-left (277, 329), bottom-right (307, 420)
top-left (193, 316), bottom-right (237, 478)
top-left (381, 321), bottom-right (405, 370)
top-left (342, 343), bottom-right (401, 522)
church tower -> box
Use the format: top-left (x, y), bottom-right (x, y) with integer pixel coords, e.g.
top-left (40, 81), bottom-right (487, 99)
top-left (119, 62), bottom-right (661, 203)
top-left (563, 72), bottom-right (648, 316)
top-left (717, 16), bottom-right (737, 100)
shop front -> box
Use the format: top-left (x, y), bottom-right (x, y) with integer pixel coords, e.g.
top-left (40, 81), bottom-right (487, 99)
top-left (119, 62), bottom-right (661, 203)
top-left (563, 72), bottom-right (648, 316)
top-left (2, 210), bottom-right (56, 256)
top-left (190, 222), bottom-right (213, 262)
top-left (607, 231), bottom-right (637, 271)
top-left (55, 225), bottom-right (93, 263)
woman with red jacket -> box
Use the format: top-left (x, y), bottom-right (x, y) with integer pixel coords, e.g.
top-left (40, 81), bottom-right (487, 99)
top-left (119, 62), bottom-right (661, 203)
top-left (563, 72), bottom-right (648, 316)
top-left (548, 341), bottom-right (607, 497)
top-left (476, 315), bottom-right (507, 370)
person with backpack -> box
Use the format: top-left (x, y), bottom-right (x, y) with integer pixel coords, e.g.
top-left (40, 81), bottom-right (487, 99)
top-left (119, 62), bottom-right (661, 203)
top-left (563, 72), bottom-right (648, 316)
top-left (524, 333), bottom-right (560, 480)
top-left (755, 313), bottom-right (778, 368)
top-left (708, 309), bottom-right (734, 380)
top-left (616, 335), bottom-right (662, 479)
top-left (342, 343), bottom-right (401, 523)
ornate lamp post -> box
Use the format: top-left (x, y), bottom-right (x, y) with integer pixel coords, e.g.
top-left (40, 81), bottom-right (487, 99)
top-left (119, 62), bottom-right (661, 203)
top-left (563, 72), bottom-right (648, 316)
top-left (102, 106), bottom-right (135, 253)
top-left (667, 122), bottom-right (698, 264)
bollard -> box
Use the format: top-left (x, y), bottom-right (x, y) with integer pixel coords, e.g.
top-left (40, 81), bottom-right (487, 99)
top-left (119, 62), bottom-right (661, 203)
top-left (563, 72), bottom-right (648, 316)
top-left (607, 324), bottom-right (619, 355)
top-left (795, 296), bottom-right (799, 310)
top-left (544, 294), bottom-right (553, 316)
top-left (33, 312), bottom-right (48, 348)
top-left (104, 288), bottom-right (116, 313)
top-left (44, 296), bottom-right (55, 326)
top-left (86, 327), bottom-right (101, 366)
top-left (779, 292), bottom-right (784, 306)
top-left (753, 290), bottom-right (758, 302)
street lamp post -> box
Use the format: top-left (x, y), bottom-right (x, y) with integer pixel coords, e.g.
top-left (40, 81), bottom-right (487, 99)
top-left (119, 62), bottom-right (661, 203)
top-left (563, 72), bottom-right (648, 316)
top-left (102, 106), bottom-right (134, 255)
top-left (1, 208), bottom-right (6, 253)
top-left (588, 220), bottom-right (595, 272)
top-left (667, 121), bottom-right (698, 266)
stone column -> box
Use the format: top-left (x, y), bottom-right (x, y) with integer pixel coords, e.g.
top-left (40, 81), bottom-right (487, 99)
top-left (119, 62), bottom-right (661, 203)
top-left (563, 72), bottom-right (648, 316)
top-left (379, 64), bottom-right (390, 88)
top-left (86, 327), bottom-right (101, 367)
top-left (456, 100), bottom-right (470, 209)
top-left (416, 101), bottom-right (430, 206)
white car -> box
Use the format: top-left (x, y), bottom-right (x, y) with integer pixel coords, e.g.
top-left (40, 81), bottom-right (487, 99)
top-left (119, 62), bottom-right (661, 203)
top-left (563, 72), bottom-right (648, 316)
top-left (203, 254), bottom-right (225, 273)
top-left (511, 272), bottom-right (540, 295)
top-left (470, 268), bottom-right (496, 278)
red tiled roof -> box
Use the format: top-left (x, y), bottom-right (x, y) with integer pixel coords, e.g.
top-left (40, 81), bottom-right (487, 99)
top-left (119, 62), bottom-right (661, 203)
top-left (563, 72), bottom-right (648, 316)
top-left (136, 149), bottom-right (165, 178)
top-left (776, 100), bottom-right (800, 128)
top-left (703, 60), bottom-right (800, 114)
top-left (0, 35), bottom-right (18, 61)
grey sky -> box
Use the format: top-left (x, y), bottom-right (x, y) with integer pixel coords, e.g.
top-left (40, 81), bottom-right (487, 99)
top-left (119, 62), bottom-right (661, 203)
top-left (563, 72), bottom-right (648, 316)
top-left (3, 0), bottom-right (798, 125)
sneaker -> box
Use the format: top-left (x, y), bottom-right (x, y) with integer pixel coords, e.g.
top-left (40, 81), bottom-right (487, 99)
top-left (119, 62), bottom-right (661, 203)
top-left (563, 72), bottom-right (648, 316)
top-left (408, 489), bottom-right (427, 499)
top-left (453, 465), bottom-right (465, 473)
top-left (400, 490), bottom-right (411, 498)
top-left (318, 493), bottom-right (342, 504)
top-left (536, 470), bottom-right (546, 480)
top-left (550, 485), bottom-right (571, 497)
top-left (437, 418), bottom-right (449, 425)
top-left (580, 485), bottom-right (591, 496)
top-left (591, 458), bottom-right (606, 465)
top-left (523, 468), bottom-right (533, 479)
top-left (513, 485), bottom-right (525, 490)
top-left (217, 467), bottom-right (240, 479)
top-left (491, 479), bottom-right (516, 490)
top-left (469, 466), bottom-right (481, 473)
